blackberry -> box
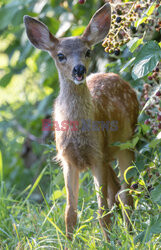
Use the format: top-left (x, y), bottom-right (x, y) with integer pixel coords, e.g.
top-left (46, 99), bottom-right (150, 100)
top-left (156, 91), bottom-right (161, 96)
top-left (116, 16), bottom-right (122, 23)
top-left (114, 49), bottom-right (120, 56)
top-left (131, 183), bottom-right (138, 189)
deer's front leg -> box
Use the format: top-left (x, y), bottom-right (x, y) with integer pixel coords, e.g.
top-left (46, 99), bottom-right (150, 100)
top-left (92, 164), bottom-right (111, 241)
top-left (63, 164), bottom-right (79, 240)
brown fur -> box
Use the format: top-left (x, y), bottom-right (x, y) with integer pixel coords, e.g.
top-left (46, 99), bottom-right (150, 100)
top-left (24, 3), bottom-right (139, 241)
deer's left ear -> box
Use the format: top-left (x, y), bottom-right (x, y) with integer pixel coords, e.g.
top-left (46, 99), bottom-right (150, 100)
top-left (82, 3), bottom-right (111, 46)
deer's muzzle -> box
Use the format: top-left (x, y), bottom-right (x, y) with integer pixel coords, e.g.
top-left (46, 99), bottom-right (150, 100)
top-left (72, 64), bottom-right (86, 85)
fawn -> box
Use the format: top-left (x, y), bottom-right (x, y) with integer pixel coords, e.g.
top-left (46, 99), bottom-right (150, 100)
top-left (24, 3), bottom-right (139, 241)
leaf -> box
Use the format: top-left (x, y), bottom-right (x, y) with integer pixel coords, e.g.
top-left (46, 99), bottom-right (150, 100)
top-left (12, 7), bottom-right (27, 26)
top-left (120, 57), bottom-right (135, 73)
top-left (115, 136), bottom-right (139, 150)
top-left (132, 41), bottom-right (161, 80)
top-left (149, 214), bottom-right (161, 234)
top-left (135, 214), bottom-right (161, 244)
top-left (0, 2), bottom-right (20, 30)
top-left (134, 199), bottom-right (139, 209)
top-left (151, 184), bottom-right (161, 205)
top-left (139, 179), bottom-right (146, 186)
top-left (19, 43), bottom-right (33, 63)
top-left (0, 72), bottom-right (13, 87)
top-left (135, 3), bottom-right (156, 28)
top-left (71, 26), bottom-right (85, 36)
top-left (149, 138), bottom-right (161, 148)
top-left (127, 38), bottom-right (143, 53)
top-left (134, 230), bottom-right (151, 244)
top-left (131, 136), bottom-right (140, 148)
top-left (52, 190), bottom-right (64, 200)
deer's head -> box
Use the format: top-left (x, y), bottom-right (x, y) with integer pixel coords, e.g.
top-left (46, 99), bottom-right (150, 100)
top-left (24, 3), bottom-right (111, 85)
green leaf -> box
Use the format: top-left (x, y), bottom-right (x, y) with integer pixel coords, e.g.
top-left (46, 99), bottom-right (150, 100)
top-left (127, 38), bottom-right (143, 53)
top-left (52, 190), bottom-right (64, 200)
top-left (149, 138), bottom-right (161, 148)
top-left (71, 26), bottom-right (85, 36)
top-left (134, 230), bottom-right (151, 244)
top-left (114, 136), bottom-right (139, 150)
top-left (120, 57), bottom-right (135, 73)
top-left (12, 7), bottom-right (27, 26)
top-left (135, 3), bottom-right (156, 28)
top-left (0, 2), bottom-right (20, 30)
top-left (150, 214), bottom-right (161, 234)
top-left (134, 215), bottom-right (161, 244)
top-left (132, 41), bottom-right (161, 80)
top-left (0, 72), bottom-right (13, 87)
top-left (151, 184), bottom-right (161, 205)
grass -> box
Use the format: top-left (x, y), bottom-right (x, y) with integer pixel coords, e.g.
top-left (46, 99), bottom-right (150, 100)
top-left (0, 161), bottom-right (161, 250)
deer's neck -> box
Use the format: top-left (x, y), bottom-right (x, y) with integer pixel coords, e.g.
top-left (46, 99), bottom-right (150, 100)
top-left (56, 75), bottom-right (94, 121)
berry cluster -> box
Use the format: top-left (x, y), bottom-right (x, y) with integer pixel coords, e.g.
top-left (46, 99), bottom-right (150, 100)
top-left (140, 64), bottom-right (161, 135)
top-left (102, 6), bottom-right (136, 55)
top-left (136, 2), bottom-right (161, 40)
top-left (148, 67), bottom-right (160, 83)
top-left (102, 1), bottom-right (161, 55)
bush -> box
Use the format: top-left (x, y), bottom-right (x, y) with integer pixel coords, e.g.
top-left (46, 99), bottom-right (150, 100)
top-left (0, 0), bottom-right (161, 248)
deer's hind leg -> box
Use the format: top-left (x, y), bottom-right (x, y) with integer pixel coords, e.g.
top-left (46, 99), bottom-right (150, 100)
top-left (92, 161), bottom-right (114, 240)
top-left (117, 149), bottom-right (134, 228)
top-left (107, 163), bottom-right (120, 209)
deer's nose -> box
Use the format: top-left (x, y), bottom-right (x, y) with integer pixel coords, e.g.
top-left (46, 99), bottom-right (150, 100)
top-left (73, 64), bottom-right (86, 77)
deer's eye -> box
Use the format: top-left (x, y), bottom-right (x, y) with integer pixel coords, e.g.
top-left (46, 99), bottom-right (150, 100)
top-left (57, 53), bottom-right (66, 62)
top-left (85, 49), bottom-right (91, 58)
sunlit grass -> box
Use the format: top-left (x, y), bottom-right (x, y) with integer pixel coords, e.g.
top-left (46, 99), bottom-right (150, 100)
top-left (0, 164), bottom-right (161, 249)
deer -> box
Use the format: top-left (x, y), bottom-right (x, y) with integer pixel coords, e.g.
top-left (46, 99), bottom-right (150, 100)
top-left (24, 3), bottom-right (139, 241)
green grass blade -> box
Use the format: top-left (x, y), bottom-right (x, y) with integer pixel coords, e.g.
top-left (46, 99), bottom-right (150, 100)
top-left (0, 150), bottom-right (3, 182)
top-left (118, 190), bottom-right (136, 232)
top-left (22, 166), bottom-right (47, 205)
top-left (42, 211), bottom-right (67, 239)
top-left (38, 185), bottom-right (50, 210)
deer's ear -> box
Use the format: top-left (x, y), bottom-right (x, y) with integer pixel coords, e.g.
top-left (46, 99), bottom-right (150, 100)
top-left (24, 15), bottom-right (58, 51)
top-left (82, 3), bottom-right (111, 46)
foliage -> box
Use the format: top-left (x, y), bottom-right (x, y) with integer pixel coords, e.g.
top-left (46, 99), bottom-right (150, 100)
top-left (0, 0), bottom-right (161, 248)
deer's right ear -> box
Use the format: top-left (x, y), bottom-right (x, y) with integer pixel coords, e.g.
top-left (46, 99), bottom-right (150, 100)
top-left (24, 15), bottom-right (58, 51)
